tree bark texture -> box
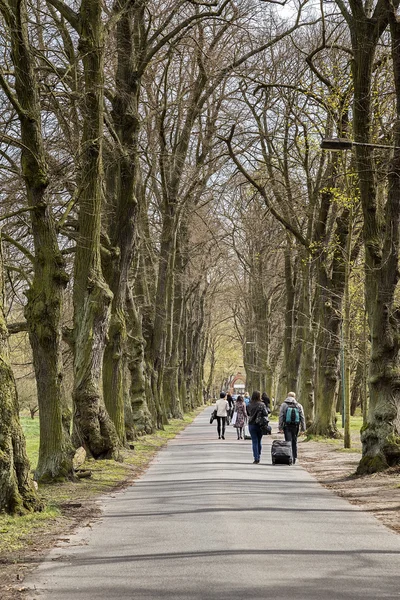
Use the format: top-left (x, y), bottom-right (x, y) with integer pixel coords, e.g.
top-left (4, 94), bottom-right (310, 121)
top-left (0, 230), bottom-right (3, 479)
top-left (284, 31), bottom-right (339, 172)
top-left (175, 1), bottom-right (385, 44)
top-left (72, 0), bottom-right (119, 458)
top-left (1, 0), bottom-right (74, 481)
top-left (127, 291), bottom-right (153, 435)
top-left (103, 1), bottom-right (147, 442)
top-left (163, 220), bottom-right (187, 419)
top-left (342, 5), bottom-right (400, 472)
top-left (0, 242), bottom-right (41, 514)
top-left (276, 245), bottom-right (298, 404)
top-left (308, 209), bottom-right (350, 438)
top-left (296, 258), bottom-right (315, 426)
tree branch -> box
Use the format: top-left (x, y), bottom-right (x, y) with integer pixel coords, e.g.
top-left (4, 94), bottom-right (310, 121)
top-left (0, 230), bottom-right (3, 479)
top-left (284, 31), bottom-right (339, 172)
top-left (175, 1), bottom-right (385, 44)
top-left (0, 69), bottom-right (27, 118)
top-left (46, 0), bottom-right (81, 32)
top-left (1, 232), bottom-right (34, 263)
top-left (7, 320), bottom-right (28, 334)
top-left (222, 126), bottom-right (310, 250)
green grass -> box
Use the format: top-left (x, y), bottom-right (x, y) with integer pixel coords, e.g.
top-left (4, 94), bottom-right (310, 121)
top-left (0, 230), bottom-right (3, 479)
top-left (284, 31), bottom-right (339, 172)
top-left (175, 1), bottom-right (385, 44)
top-left (0, 505), bottom-right (61, 553)
top-left (304, 413), bottom-right (363, 452)
top-left (0, 408), bottom-right (202, 556)
top-left (21, 416), bottom-right (40, 469)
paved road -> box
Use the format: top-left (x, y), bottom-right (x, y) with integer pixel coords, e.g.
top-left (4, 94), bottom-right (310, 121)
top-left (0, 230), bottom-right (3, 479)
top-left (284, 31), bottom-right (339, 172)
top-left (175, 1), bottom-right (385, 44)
top-left (27, 408), bottom-right (400, 600)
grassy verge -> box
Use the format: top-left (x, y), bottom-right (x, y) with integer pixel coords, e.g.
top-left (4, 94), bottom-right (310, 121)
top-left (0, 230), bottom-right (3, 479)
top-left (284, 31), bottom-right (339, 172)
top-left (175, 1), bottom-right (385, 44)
top-left (0, 409), bottom-right (203, 557)
top-left (304, 414), bottom-right (363, 453)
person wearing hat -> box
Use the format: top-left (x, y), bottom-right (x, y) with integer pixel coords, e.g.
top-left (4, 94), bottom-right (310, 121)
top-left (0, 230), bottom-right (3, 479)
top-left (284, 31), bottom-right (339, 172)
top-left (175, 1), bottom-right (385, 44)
top-left (278, 391), bottom-right (306, 464)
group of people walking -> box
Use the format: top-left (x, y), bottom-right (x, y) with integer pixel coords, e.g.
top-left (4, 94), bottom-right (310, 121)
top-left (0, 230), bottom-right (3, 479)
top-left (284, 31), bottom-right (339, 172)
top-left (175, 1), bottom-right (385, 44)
top-left (214, 390), bottom-right (305, 464)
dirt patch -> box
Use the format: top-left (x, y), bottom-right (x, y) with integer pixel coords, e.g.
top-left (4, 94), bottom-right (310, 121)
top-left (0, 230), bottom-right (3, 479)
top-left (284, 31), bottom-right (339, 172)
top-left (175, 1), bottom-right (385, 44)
top-left (298, 437), bottom-right (400, 534)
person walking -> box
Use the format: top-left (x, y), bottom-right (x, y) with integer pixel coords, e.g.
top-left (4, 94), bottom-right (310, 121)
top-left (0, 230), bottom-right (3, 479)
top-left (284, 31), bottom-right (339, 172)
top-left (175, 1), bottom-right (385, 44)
top-left (226, 393), bottom-right (234, 424)
top-left (215, 392), bottom-right (229, 440)
top-left (278, 391), bottom-right (306, 464)
top-left (247, 390), bottom-right (269, 463)
top-left (233, 395), bottom-right (247, 440)
top-left (261, 392), bottom-right (271, 416)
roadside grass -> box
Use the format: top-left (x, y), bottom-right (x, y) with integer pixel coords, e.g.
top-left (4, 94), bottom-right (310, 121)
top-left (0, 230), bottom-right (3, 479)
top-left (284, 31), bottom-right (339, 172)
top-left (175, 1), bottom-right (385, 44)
top-left (0, 409), bottom-right (202, 556)
top-left (305, 414), bottom-right (363, 453)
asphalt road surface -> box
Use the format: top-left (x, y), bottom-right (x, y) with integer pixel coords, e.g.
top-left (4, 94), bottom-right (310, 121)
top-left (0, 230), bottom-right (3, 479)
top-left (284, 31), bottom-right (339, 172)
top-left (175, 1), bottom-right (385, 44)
top-left (27, 408), bottom-right (400, 600)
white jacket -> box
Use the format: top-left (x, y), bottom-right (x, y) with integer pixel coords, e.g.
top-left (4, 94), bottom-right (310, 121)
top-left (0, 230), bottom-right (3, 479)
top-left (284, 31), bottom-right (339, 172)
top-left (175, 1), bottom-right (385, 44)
top-left (215, 398), bottom-right (229, 417)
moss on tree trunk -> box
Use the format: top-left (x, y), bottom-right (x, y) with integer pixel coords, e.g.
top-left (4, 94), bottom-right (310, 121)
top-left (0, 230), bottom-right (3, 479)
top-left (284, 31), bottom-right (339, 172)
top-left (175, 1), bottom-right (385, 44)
top-left (72, 0), bottom-right (119, 459)
top-left (342, 12), bottom-right (400, 473)
top-left (0, 244), bottom-right (42, 513)
top-left (1, 0), bottom-right (74, 481)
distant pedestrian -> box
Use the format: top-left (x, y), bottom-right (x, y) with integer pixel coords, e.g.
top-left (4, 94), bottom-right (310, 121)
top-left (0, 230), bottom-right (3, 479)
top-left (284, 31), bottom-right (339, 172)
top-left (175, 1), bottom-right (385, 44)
top-left (247, 390), bottom-right (269, 463)
top-left (215, 392), bottom-right (229, 440)
top-left (226, 393), bottom-right (234, 423)
top-left (244, 392), bottom-right (250, 406)
top-left (233, 395), bottom-right (247, 440)
top-left (261, 392), bottom-right (271, 416)
top-left (278, 391), bottom-right (306, 464)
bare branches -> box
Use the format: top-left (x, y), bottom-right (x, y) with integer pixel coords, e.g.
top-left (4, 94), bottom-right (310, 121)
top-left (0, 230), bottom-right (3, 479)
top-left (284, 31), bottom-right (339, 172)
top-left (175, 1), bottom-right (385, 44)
top-left (0, 69), bottom-right (26, 118)
top-left (45, 0), bottom-right (81, 32)
top-left (0, 232), bottom-right (34, 263)
top-left (222, 126), bottom-right (309, 249)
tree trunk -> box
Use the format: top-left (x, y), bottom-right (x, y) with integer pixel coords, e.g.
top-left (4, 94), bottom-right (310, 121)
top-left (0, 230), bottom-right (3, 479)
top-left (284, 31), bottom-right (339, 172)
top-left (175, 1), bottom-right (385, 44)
top-left (276, 245), bottom-right (298, 404)
top-left (350, 358), bottom-right (363, 416)
top-left (1, 0), bottom-right (74, 481)
top-left (72, 0), bottom-right (119, 458)
top-left (149, 207), bottom-right (177, 425)
top-left (296, 257), bottom-right (315, 426)
top-left (127, 291), bottom-right (153, 435)
top-left (357, 12), bottom-right (400, 472)
top-left (0, 243), bottom-right (41, 514)
top-left (103, 2), bottom-right (147, 443)
top-left (163, 223), bottom-right (186, 419)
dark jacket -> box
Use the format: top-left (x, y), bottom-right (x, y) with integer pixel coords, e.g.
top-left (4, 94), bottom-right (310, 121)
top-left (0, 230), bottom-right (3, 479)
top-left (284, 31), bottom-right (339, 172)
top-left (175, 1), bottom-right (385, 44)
top-left (248, 401), bottom-right (268, 425)
top-left (279, 397), bottom-right (306, 431)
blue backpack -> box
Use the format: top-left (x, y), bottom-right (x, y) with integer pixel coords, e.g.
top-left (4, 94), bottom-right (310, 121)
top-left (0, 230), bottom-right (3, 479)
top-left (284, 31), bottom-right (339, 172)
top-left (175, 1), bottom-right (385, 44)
top-left (285, 405), bottom-right (300, 425)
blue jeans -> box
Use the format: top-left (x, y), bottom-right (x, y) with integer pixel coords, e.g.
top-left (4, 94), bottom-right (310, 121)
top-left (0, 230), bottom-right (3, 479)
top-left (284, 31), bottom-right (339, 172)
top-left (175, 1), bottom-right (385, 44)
top-left (249, 424), bottom-right (263, 461)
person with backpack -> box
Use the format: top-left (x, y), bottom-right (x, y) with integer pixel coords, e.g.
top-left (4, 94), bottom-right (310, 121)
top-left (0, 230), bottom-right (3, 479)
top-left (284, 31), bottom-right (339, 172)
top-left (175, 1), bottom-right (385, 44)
top-left (278, 391), bottom-right (306, 464)
top-left (247, 390), bottom-right (269, 463)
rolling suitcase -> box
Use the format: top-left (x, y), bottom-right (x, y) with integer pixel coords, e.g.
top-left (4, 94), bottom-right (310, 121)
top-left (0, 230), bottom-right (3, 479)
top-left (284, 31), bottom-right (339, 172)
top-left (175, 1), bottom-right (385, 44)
top-left (271, 440), bottom-right (293, 465)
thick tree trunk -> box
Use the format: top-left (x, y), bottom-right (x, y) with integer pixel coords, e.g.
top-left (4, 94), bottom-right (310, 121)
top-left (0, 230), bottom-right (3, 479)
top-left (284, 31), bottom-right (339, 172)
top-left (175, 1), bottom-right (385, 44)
top-left (297, 258), bottom-right (315, 426)
top-left (72, 0), bottom-right (119, 458)
top-left (0, 244), bottom-right (41, 514)
top-left (127, 292), bottom-right (153, 434)
top-left (307, 164), bottom-right (352, 437)
top-left (103, 2), bottom-right (147, 442)
top-left (347, 11), bottom-right (400, 473)
top-left (276, 246), bottom-right (298, 404)
top-left (149, 208), bottom-right (177, 425)
top-left (2, 0), bottom-right (74, 480)
top-left (163, 232), bottom-right (185, 419)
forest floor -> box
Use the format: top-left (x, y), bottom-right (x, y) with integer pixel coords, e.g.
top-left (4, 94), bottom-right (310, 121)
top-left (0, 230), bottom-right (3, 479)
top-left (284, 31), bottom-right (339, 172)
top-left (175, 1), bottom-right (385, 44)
top-left (1, 414), bottom-right (399, 600)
